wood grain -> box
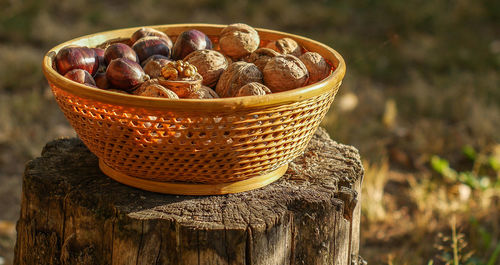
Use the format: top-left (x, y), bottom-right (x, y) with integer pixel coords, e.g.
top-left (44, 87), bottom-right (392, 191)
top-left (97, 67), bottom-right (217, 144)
top-left (14, 128), bottom-right (364, 265)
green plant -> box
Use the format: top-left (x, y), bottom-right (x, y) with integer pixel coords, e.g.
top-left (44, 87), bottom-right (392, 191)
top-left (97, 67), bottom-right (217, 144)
top-left (430, 145), bottom-right (500, 190)
top-left (469, 217), bottom-right (500, 265)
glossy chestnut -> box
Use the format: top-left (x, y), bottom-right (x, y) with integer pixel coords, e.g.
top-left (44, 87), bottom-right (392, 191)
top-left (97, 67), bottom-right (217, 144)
top-left (132, 37), bottom-right (170, 63)
top-left (171, 29), bottom-right (212, 60)
top-left (141, 54), bottom-right (170, 68)
top-left (64, 69), bottom-right (96, 87)
top-left (106, 58), bottom-right (149, 92)
top-left (104, 43), bottom-right (139, 65)
top-left (94, 72), bottom-right (111, 90)
top-left (55, 46), bottom-right (99, 75)
top-left (131, 27), bottom-right (173, 49)
top-left (92, 48), bottom-right (108, 72)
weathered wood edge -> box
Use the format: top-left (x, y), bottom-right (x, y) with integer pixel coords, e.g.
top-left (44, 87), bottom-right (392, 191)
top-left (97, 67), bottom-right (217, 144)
top-left (15, 127), bottom-right (364, 265)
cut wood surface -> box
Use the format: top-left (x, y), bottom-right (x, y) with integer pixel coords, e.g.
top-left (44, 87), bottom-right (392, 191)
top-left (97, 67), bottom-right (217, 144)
top-left (14, 128), bottom-right (365, 265)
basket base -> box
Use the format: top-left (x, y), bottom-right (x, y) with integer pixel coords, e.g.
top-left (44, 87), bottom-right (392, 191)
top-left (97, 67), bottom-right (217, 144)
top-left (99, 160), bottom-right (287, 195)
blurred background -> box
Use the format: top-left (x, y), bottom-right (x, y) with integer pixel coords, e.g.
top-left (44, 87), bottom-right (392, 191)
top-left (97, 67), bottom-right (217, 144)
top-left (0, 0), bottom-right (499, 264)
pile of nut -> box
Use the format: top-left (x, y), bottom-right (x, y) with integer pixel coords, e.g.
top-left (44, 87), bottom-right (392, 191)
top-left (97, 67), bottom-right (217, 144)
top-left (54, 23), bottom-right (333, 99)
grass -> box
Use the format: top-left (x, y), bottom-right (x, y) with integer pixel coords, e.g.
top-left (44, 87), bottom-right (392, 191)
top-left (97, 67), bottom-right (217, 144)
top-left (0, 0), bottom-right (499, 264)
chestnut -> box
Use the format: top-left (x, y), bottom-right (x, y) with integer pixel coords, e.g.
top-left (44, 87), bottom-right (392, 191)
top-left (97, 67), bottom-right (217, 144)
top-left (64, 69), bottom-right (96, 87)
top-left (132, 36), bottom-right (170, 63)
top-left (141, 54), bottom-right (170, 68)
top-left (55, 46), bottom-right (99, 75)
top-left (106, 58), bottom-right (149, 92)
top-left (92, 48), bottom-right (106, 72)
top-left (104, 43), bottom-right (139, 64)
top-left (94, 72), bottom-right (111, 90)
top-left (131, 27), bottom-right (173, 49)
top-left (171, 29), bottom-right (212, 60)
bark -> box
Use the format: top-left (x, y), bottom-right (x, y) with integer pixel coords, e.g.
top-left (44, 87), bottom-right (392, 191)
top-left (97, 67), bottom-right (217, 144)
top-left (14, 128), bottom-right (364, 265)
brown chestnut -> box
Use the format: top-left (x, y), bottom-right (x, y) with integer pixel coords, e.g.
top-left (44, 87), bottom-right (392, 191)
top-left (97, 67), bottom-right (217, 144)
top-left (131, 28), bottom-right (173, 49)
top-left (55, 46), bottom-right (99, 75)
top-left (104, 43), bottom-right (139, 64)
top-left (141, 54), bottom-right (170, 68)
top-left (171, 29), bottom-right (212, 60)
top-left (92, 48), bottom-right (106, 72)
top-left (64, 69), bottom-right (96, 87)
top-left (94, 72), bottom-right (111, 90)
top-left (106, 58), bottom-right (149, 92)
top-left (132, 36), bottom-right (170, 63)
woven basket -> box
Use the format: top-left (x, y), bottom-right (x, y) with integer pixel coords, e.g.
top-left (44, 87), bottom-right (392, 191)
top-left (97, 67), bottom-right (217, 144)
top-left (42, 24), bottom-right (346, 195)
top-left (158, 74), bottom-right (203, 98)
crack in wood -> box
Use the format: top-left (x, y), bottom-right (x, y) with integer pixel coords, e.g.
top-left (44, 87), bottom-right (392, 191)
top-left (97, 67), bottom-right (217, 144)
top-left (15, 128), bottom-right (364, 265)
top-left (245, 225), bottom-right (253, 265)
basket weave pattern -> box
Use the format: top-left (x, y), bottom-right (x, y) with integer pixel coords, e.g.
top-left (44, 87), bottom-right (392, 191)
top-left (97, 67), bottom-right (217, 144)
top-left (43, 24), bottom-right (346, 190)
top-left (51, 83), bottom-right (339, 184)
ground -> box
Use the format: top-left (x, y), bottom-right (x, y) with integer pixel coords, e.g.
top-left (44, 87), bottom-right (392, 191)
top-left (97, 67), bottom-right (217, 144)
top-left (0, 0), bottom-right (499, 264)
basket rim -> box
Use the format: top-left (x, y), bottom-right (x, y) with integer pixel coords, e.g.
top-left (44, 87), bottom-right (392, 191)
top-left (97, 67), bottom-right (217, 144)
top-left (42, 23), bottom-right (346, 111)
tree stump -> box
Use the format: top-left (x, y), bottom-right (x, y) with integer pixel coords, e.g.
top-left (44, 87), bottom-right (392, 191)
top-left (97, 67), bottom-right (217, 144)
top-left (14, 128), bottom-right (365, 265)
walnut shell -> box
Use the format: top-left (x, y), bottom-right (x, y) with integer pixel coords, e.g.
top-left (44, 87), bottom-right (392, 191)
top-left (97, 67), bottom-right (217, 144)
top-left (185, 85), bottom-right (220, 99)
top-left (161, 60), bottom-right (199, 80)
top-left (266, 38), bottom-right (302, 57)
top-left (143, 58), bottom-right (171, 78)
top-left (133, 81), bottom-right (179, 99)
top-left (158, 74), bottom-right (202, 98)
top-left (184, 50), bottom-right (229, 88)
top-left (215, 61), bottom-right (263, 98)
top-left (224, 55), bottom-right (234, 66)
top-left (244, 48), bottom-right (280, 72)
top-left (263, 55), bottom-right (309, 92)
top-left (219, 23), bottom-right (260, 60)
top-left (299, 52), bottom-right (331, 85)
top-left (235, 82), bottom-right (271, 97)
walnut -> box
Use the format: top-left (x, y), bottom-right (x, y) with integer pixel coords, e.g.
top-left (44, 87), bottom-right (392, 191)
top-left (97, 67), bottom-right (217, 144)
top-left (224, 55), bottom-right (234, 66)
top-left (219, 23), bottom-right (260, 60)
top-left (299, 52), bottom-right (331, 85)
top-left (263, 55), bottom-right (309, 92)
top-left (184, 49), bottom-right (229, 88)
top-left (265, 38), bottom-right (302, 57)
top-left (215, 61), bottom-right (263, 98)
top-left (133, 80), bottom-right (179, 99)
top-left (235, 82), bottom-right (271, 97)
top-left (160, 60), bottom-right (198, 80)
top-left (158, 60), bottom-right (202, 97)
top-left (185, 85), bottom-right (220, 99)
top-left (143, 58), bottom-right (171, 78)
top-left (244, 48), bottom-right (280, 72)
